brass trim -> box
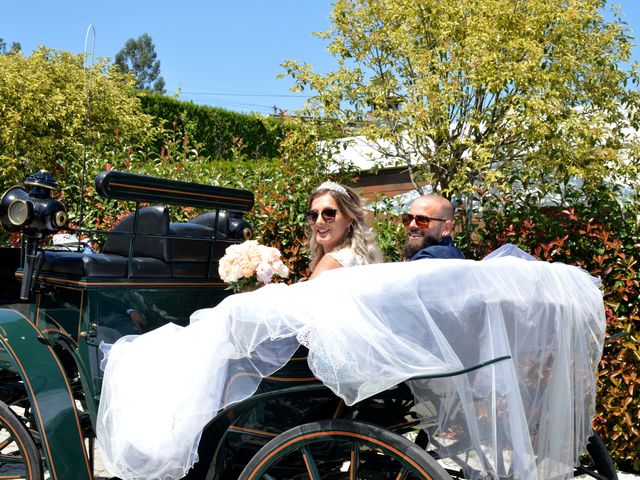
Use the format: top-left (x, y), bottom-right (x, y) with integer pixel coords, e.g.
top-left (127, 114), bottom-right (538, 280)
top-left (19, 272), bottom-right (225, 288)
top-left (109, 181), bottom-right (252, 204)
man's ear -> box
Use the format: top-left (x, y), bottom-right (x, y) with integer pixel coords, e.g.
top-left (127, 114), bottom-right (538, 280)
top-left (442, 220), bottom-right (454, 237)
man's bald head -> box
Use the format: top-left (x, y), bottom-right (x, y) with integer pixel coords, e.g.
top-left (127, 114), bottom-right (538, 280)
top-left (402, 194), bottom-right (455, 259)
top-left (411, 194), bottom-right (454, 221)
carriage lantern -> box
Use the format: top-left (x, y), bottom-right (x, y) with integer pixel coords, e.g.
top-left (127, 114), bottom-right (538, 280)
top-left (0, 170), bottom-right (68, 235)
top-left (0, 170), bottom-right (68, 299)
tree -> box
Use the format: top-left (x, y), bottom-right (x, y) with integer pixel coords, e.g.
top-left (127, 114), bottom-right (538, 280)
top-left (0, 47), bottom-right (158, 194)
top-left (282, 0), bottom-right (640, 201)
top-left (0, 37), bottom-right (21, 54)
top-left (115, 33), bottom-right (166, 93)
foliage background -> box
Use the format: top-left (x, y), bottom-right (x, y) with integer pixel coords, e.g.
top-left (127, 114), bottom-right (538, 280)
top-left (0, 47), bottom-right (158, 196)
top-left (71, 144), bottom-right (639, 469)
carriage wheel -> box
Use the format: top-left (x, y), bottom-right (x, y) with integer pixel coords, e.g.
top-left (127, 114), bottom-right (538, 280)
top-left (576, 432), bottom-right (618, 480)
top-left (0, 400), bottom-right (43, 480)
top-left (239, 419), bottom-right (452, 480)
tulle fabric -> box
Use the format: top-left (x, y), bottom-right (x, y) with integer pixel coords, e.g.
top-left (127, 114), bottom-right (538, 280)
top-left (96, 247), bottom-right (605, 480)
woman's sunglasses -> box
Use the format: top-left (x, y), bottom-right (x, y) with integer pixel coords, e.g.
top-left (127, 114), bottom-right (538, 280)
top-left (402, 213), bottom-right (447, 228)
top-left (306, 208), bottom-right (338, 225)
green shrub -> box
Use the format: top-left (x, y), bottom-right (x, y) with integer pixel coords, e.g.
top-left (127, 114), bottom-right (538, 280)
top-left (0, 47), bottom-right (157, 194)
top-left (139, 93), bottom-right (288, 160)
top-left (367, 195), bottom-right (407, 262)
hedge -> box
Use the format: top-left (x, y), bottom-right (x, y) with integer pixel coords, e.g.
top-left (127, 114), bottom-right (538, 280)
top-left (139, 93), bottom-right (289, 160)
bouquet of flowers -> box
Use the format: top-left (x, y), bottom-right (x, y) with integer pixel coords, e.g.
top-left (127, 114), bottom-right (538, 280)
top-left (218, 240), bottom-right (290, 292)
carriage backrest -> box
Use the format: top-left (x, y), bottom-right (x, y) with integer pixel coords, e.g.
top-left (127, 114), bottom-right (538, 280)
top-left (102, 206), bottom-right (170, 262)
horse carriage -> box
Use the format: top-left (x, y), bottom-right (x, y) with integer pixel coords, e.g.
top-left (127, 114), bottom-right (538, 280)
top-left (0, 170), bottom-right (619, 480)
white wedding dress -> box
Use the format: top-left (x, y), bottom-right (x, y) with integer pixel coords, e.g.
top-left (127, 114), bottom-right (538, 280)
top-left (96, 246), bottom-right (605, 480)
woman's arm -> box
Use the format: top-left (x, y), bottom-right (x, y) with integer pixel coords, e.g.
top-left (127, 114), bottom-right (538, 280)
top-left (309, 254), bottom-right (343, 279)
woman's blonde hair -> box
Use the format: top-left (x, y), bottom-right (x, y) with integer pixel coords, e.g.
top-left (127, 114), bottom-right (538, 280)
top-left (307, 183), bottom-right (383, 271)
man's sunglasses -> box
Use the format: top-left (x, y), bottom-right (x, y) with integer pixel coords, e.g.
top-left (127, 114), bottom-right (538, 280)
top-left (402, 213), bottom-right (447, 228)
top-left (306, 208), bottom-right (338, 225)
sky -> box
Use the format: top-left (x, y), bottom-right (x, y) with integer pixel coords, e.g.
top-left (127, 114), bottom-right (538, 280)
top-left (2, 1), bottom-right (640, 116)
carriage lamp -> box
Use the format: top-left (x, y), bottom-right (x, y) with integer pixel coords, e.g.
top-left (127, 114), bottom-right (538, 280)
top-left (0, 171), bottom-right (68, 300)
top-left (6, 196), bottom-right (34, 226)
top-left (227, 212), bottom-right (252, 240)
top-left (0, 170), bottom-right (68, 235)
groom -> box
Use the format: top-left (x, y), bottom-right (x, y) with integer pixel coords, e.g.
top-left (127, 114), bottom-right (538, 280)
top-left (402, 194), bottom-right (465, 260)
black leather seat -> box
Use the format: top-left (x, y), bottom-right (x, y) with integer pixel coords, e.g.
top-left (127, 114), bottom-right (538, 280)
top-left (42, 206), bottom-right (172, 278)
top-left (41, 251), bottom-right (171, 278)
top-left (101, 205), bottom-right (170, 262)
top-left (40, 207), bottom-right (235, 279)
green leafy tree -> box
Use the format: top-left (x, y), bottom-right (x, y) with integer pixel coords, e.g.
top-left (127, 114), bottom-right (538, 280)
top-left (115, 33), bottom-right (166, 93)
top-left (0, 47), bottom-right (158, 201)
top-left (283, 0), bottom-right (640, 202)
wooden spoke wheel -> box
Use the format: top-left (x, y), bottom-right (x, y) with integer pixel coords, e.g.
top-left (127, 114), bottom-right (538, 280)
top-left (239, 419), bottom-right (452, 480)
top-left (0, 400), bottom-right (42, 480)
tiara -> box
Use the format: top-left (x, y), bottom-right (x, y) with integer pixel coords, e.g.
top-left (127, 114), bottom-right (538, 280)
top-left (317, 181), bottom-right (347, 195)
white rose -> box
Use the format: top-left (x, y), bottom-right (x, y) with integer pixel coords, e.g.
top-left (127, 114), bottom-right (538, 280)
top-left (272, 260), bottom-right (289, 279)
top-left (256, 262), bottom-right (275, 284)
